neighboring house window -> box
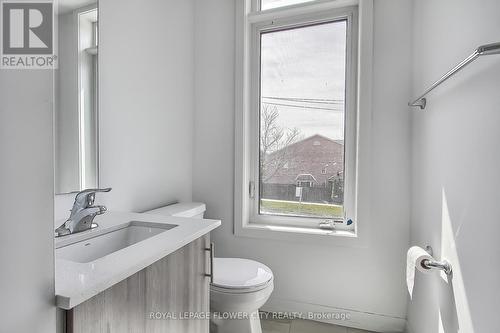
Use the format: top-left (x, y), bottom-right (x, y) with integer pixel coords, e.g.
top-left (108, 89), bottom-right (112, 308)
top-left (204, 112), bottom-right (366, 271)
top-left (235, 0), bottom-right (368, 237)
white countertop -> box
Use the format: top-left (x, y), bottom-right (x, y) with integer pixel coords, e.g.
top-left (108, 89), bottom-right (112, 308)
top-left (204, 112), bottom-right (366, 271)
top-left (55, 211), bottom-right (221, 309)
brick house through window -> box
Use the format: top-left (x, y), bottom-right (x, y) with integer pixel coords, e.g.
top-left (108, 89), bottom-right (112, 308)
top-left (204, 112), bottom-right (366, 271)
top-left (261, 134), bottom-right (344, 204)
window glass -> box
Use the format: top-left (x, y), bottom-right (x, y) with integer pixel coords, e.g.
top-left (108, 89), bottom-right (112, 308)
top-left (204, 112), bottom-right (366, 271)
top-left (259, 20), bottom-right (347, 219)
top-left (261, 0), bottom-right (316, 11)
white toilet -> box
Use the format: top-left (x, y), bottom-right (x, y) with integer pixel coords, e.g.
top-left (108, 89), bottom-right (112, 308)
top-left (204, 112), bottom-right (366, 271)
top-left (145, 202), bottom-right (274, 333)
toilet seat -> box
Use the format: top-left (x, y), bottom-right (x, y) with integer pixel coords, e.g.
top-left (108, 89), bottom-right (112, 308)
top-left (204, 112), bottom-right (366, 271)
top-left (211, 280), bottom-right (273, 294)
top-left (212, 258), bottom-right (273, 292)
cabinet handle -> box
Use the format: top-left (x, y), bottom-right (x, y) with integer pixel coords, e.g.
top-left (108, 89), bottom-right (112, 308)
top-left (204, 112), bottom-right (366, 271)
top-left (204, 242), bottom-right (214, 284)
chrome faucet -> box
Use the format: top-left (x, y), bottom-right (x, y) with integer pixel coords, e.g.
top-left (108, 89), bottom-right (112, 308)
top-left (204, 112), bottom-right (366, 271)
top-left (55, 188), bottom-right (112, 237)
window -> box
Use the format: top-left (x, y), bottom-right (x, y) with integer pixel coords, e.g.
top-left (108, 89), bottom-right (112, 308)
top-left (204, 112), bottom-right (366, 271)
top-left (257, 16), bottom-right (353, 226)
top-left (261, 0), bottom-right (316, 11)
top-left (235, 0), bottom-right (365, 238)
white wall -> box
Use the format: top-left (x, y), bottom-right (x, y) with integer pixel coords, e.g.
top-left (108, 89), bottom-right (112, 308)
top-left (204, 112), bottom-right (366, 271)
top-left (0, 72), bottom-right (55, 331)
top-left (56, 0), bottom-right (196, 220)
top-left (408, 1), bottom-right (500, 332)
top-left (192, 0), bottom-right (412, 331)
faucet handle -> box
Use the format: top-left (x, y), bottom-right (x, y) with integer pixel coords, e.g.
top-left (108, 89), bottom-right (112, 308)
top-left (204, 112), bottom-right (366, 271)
top-left (73, 188), bottom-right (112, 209)
top-left (77, 188), bottom-right (112, 195)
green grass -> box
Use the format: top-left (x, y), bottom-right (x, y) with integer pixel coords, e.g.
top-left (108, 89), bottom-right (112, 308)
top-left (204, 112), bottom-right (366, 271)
top-left (260, 199), bottom-right (343, 218)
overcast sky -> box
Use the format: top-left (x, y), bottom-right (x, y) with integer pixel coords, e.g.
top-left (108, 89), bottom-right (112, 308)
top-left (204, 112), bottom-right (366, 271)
top-left (261, 0), bottom-right (315, 10)
top-left (261, 20), bottom-right (347, 140)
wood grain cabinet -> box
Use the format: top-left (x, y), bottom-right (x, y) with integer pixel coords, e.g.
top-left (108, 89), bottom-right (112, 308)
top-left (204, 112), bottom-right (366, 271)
top-left (64, 234), bottom-right (210, 333)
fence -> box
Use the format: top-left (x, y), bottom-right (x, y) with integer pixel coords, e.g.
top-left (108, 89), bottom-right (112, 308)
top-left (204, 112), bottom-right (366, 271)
top-left (261, 183), bottom-right (342, 204)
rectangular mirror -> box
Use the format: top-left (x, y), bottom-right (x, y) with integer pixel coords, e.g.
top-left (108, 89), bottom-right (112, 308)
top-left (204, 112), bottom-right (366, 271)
top-left (55, 0), bottom-right (99, 194)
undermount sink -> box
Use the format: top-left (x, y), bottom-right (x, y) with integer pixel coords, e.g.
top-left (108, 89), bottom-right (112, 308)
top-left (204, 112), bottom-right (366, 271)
top-left (56, 221), bottom-right (177, 263)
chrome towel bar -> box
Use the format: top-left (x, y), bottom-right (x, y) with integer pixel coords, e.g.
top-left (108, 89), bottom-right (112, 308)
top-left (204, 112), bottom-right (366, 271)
top-left (409, 42), bottom-right (500, 110)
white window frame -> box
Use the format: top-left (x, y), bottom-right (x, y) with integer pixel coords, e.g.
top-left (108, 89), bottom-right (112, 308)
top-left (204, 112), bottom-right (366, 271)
top-left (249, 6), bottom-right (358, 231)
top-left (234, 0), bottom-right (374, 244)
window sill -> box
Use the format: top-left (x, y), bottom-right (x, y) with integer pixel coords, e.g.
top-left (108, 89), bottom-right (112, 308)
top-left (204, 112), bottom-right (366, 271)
top-left (235, 221), bottom-right (367, 247)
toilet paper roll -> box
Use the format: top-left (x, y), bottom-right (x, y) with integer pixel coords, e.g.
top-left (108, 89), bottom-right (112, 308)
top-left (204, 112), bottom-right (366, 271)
top-left (406, 246), bottom-right (433, 298)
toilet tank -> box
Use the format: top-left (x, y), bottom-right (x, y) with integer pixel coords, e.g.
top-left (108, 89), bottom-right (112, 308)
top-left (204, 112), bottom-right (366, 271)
top-left (145, 202), bottom-right (206, 219)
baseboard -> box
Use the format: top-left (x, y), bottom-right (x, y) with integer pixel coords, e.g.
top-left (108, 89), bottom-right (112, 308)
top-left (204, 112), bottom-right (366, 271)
top-left (261, 297), bottom-right (406, 333)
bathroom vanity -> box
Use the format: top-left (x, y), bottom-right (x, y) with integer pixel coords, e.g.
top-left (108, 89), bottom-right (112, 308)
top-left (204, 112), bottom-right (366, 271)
top-left (55, 211), bottom-right (220, 333)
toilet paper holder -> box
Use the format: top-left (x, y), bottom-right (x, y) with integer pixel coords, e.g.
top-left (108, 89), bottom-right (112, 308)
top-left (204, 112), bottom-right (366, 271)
top-left (422, 246), bottom-right (453, 276)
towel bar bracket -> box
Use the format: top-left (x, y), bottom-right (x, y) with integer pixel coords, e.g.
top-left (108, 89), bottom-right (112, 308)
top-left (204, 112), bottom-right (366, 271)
top-left (410, 98), bottom-right (427, 110)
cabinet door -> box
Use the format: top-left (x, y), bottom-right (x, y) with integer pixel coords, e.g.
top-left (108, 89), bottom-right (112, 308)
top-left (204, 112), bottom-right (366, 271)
top-left (67, 234), bottom-right (210, 333)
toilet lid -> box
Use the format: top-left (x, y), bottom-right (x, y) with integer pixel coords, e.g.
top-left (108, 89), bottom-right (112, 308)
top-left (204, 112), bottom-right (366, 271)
top-left (213, 258), bottom-right (273, 290)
